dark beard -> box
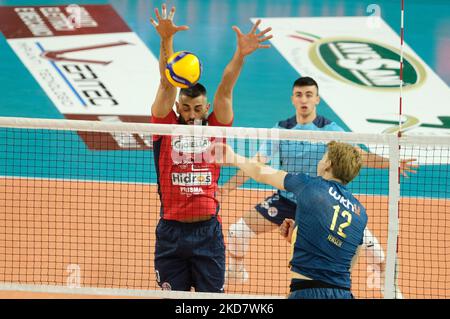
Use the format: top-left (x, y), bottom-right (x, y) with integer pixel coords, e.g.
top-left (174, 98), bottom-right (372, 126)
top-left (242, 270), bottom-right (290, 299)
top-left (178, 117), bottom-right (208, 125)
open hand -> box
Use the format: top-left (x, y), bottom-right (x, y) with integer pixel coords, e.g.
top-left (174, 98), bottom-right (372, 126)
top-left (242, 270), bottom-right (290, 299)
top-left (400, 158), bottom-right (419, 177)
top-left (150, 3), bottom-right (189, 39)
top-left (233, 19), bottom-right (273, 57)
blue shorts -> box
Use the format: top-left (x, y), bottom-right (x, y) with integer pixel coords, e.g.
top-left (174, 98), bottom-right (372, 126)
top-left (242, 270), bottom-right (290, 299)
top-left (288, 288), bottom-right (354, 299)
top-left (154, 217), bottom-right (225, 293)
top-left (288, 279), bottom-right (354, 299)
top-left (255, 193), bottom-right (296, 226)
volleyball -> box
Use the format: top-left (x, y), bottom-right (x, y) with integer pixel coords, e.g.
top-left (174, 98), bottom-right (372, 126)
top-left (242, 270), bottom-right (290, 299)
top-left (165, 51), bottom-right (202, 88)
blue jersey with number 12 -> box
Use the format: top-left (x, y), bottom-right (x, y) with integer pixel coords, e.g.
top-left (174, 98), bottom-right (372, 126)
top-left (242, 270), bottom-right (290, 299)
top-left (284, 173), bottom-right (368, 289)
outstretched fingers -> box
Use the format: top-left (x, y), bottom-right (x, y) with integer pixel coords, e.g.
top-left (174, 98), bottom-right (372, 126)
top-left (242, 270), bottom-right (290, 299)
top-left (400, 159), bottom-right (419, 177)
top-left (250, 19), bottom-right (261, 34)
top-left (402, 167), bottom-right (418, 177)
top-left (154, 7), bottom-right (161, 21)
top-left (256, 26), bottom-right (272, 37)
top-left (259, 34), bottom-right (273, 43)
top-left (257, 26), bottom-right (272, 48)
top-left (258, 33), bottom-right (273, 49)
top-left (151, 4), bottom-right (189, 36)
top-left (168, 6), bottom-right (175, 21)
top-left (153, 4), bottom-right (172, 22)
top-left (161, 3), bottom-right (167, 19)
top-left (232, 25), bottom-right (243, 37)
top-left (176, 25), bottom-right (190, 31)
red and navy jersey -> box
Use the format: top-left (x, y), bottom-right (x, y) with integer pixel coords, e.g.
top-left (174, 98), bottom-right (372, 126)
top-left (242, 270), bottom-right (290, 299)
top-left (151, 110), bottom-right (232, 221)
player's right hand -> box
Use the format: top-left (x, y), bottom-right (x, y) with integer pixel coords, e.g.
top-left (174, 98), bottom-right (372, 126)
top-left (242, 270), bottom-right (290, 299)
top-left (280, 218), bottom-right (295, 244)
top-left (150, 3), bottom-right (189, 39)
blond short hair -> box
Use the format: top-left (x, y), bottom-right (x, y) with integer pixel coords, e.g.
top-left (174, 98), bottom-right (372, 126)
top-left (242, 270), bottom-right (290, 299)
top-left (326, 141), bottom-right (363, 184)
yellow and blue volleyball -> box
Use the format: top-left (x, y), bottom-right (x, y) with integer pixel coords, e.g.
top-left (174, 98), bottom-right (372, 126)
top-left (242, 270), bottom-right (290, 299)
top-left (165, 51), bottom-right (202, 88)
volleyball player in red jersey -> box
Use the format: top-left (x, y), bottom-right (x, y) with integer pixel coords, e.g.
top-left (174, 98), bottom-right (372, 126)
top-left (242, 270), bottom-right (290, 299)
top-left (149, 4), bottom-right (272, 292)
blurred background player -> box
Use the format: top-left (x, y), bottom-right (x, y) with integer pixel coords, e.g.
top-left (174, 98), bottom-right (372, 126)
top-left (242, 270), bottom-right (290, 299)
top-left (149, 4), bottom-right (273, 292)
top-left (215, 141), bottom-right (367, 299)
top-left (223, 77), bottom-right (417, 292)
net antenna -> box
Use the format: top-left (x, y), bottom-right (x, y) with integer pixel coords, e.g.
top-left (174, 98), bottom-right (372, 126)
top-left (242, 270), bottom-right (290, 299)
top-left (398, 0), bottom-right (405, 138)
top-left (395, 0), bottom-right (405, 299)
top-left (383, 0), bottom-right (407, 300)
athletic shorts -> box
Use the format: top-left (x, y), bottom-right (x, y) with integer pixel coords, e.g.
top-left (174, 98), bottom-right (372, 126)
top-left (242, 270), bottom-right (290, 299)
top-left (255, 193), bottom-right (296, 226)
top-left (154, 217), bottom-right (225, 292)
top-left (288, 279), bottom-right (354, 299)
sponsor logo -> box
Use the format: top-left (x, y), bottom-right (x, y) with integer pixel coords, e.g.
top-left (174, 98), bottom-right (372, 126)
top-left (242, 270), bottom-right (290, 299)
top-left (268, 207), bottom-right (278, 217)
top-left (0, 5), bottom-right (160, 151)
top-left (261, 194), bottom-right (279, 211)
top-left (180, 187), bottom-right (205, 195)
top-left (367, 114), bottom-right (450, 134)
top-left (172, 136), bottom-right (211, 154)
top-left (171, 172), bottom-right (212, 186)
top-left (66, 264), bottom-right (81, 288)
top-left (172, 157), bottom-right (194, 165)
top-left (328, 187), bottom-right (358, 213)
top-left (65, 115), bottom-right (153, 150)
top-left (14, 6), bottom-right (97, 36)
top-left (308, 37), bottom-right (426, 90)
top-left (41, 41), bottom-right (130, 66)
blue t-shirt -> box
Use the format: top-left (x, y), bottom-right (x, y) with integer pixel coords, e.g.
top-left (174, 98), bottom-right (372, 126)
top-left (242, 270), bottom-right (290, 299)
top-left (284, 173), bottom-right (368, 289)
top-left (260, 115), bottom-right (345, 202)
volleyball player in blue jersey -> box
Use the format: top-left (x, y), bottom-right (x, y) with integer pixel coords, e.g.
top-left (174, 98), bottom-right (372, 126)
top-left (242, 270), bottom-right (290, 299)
top-left (215, 141), bottom-right (366, 299)
top-left (223, 77), bottom-right (416, 295)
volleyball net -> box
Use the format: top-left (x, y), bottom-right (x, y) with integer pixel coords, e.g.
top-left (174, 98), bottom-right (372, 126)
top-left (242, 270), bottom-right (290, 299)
top-left (0, 117), bottom-right (449, 299)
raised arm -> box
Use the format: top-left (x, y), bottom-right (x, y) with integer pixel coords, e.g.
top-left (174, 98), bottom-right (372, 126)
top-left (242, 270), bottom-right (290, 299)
top-left (214, 143), bottom-right (286, 191)
top-left (357, 147), bottom-right (418, 177)
top-left (150, 4), bottom-right (189, 118)
top-left (212, 20), bottom-right (272, 124)
top-left (220, 152), bottom-right (269, 195)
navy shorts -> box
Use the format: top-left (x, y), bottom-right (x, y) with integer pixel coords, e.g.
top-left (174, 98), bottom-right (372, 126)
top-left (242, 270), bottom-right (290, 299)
top-left (288, 288), bottom-right (354, 299)
top-left (154, 217), bottom-right (225, 292)
top-left (255, 193), bottom-right (296, 226)
top-left (288, 279), bottom-right (354, 299)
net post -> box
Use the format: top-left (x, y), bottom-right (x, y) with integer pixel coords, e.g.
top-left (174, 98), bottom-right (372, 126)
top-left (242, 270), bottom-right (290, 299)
top-left (384, 134), bottom-right (400, 299)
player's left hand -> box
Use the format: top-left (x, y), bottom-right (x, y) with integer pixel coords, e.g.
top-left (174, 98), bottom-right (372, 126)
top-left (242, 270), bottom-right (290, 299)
top-left (233, 19), bottom-right (272, 57)
top-left (400, 158), bottom-right (419, 177)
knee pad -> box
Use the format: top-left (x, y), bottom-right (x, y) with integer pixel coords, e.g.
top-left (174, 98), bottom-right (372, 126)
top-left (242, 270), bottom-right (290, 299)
top-left (227, 218), bottom-right (256, 258)
top-left (363, 228), bottom-right (385, 264)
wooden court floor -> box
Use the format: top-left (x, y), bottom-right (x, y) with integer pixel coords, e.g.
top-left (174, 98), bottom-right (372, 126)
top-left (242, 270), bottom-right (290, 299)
top-left (0, 178), bottom-right (449, 298)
